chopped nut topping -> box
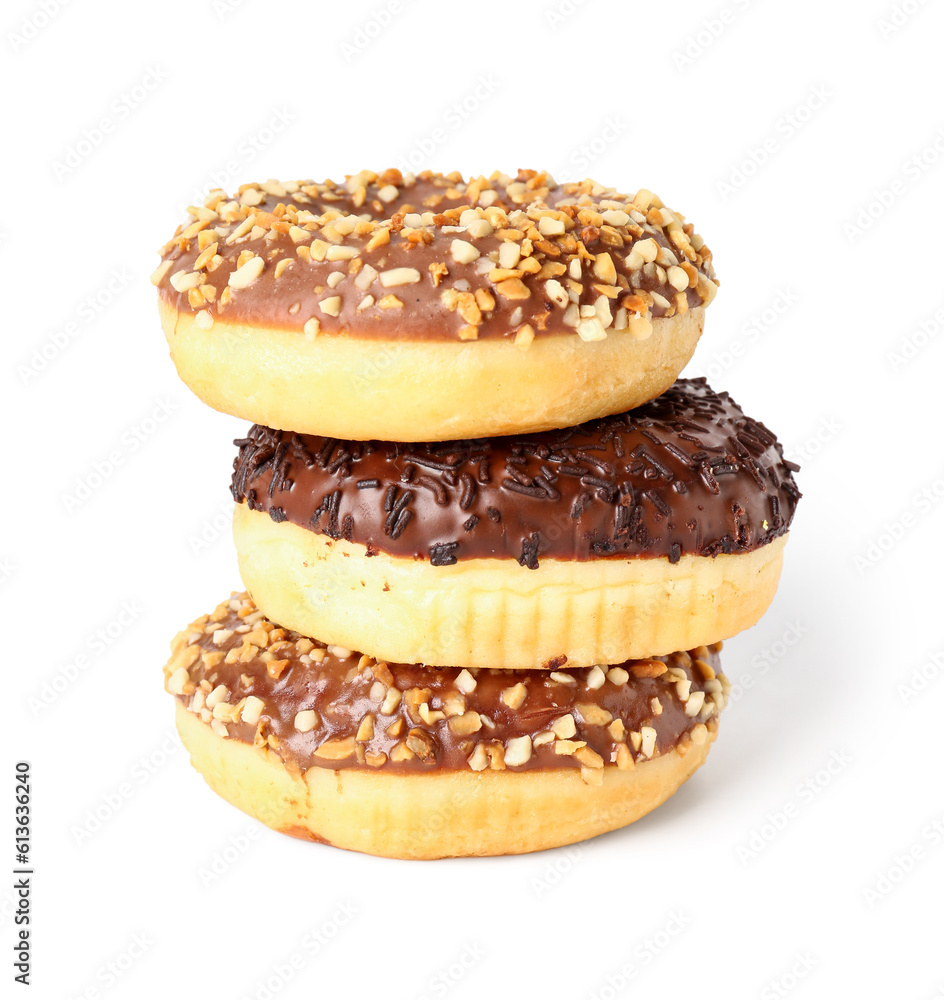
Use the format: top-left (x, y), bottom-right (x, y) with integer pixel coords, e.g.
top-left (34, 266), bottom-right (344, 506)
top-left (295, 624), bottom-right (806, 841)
top-left (318, 295), bottom-right (342, 317)
top-left (313, 736), bottom-right (357, 761)
top-left (501, 682), bottom-right (527, 710)
top-left (504, 735), bottom-right (532, 767)
top-left (294, 709), bottom-right (318, 733)
top-left (448, 711), bottom-right (482, 736)
top-left (551, 715), bottom-right (577, 739)
top-left (379, 267), bottom-right (421, 287)
top-left (227, 255), bottom-right (264, 289)
top-left (455, 669), bottom-right (477, 694)
top-left (165, 593), bottom-right (729, 777)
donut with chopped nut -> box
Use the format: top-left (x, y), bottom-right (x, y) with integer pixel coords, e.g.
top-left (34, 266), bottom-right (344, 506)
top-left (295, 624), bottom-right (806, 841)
top-left (165, 593), bottom-right (728, 859)
top-left (231, 379), bottom-right (800, 670)
top-left (153, 169), bottom-right (717, 441)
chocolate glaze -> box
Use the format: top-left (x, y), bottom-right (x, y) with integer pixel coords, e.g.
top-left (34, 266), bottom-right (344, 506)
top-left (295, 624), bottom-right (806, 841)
top-left (155, 169), bottom-right (716, 342)
top-left (167, 595), bottom-right (725, 775)
top-left (231, 379), bottom-right (801, 566)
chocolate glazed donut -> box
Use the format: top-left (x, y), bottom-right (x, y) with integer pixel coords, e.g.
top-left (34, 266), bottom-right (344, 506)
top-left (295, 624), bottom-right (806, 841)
top-left (166, 593), bottom-right (731, 859)
top-left (154, 169), bottom-right (718, 441)
top-left (230, 379), bottom-right (801, 669)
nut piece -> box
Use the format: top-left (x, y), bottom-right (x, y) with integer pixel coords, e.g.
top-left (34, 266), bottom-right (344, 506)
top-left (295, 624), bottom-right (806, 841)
top-left (294, 709), bottom-right (318, 733)
top-left (318, 295), bottom-right (342, 317)
top-left (380, 688), bottom-right (401, 715)
top-left (405, 728), bottom-right (437, 762)
top-left (467, 743), bottom-right (489, 771)
top-left (454, 669), bottom-right (477, 694)
top-left (242, 696), bottom-right (265, 725)
top-left (355, 714), bottom-right (375, 742)
top-left (616, 743), bottom-right (635, 770)
top-left (450, 239), bottom-right (480, 264)
top-left (631, 659), bottom-right (667, 678)
top-left (576, 703), bottom-right (613, 727)
top-left (379, 267), bottom-right (421, 287)
top-left (501, 682), bottom-right (527, 710)
top-left (167, 666), bottom-right (191, 696)
top-left (313, 736), bottom-right (357, 761)
top-left (504, 735), bottom-right (532, 767)
top-left (205, 684), bottom-right (229, 709)
top-left (227, 255), bottom-right (264, 289)
top-left (551, 715), bottom-right (577, 739)
top-left (586, 665), bottom-right (606, 690)
top-left (685, 691), bottom-right (706, 717)
top-left (448, 711), bottom-right (482, 736)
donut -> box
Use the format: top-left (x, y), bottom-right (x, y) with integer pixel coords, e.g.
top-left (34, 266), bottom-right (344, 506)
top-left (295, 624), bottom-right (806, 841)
top-left (165, 593), bottom-right (729, 859)
top-left (152, 169), bottom-right (718, 441)
top-left (231, 378), bottom-right (801, 670)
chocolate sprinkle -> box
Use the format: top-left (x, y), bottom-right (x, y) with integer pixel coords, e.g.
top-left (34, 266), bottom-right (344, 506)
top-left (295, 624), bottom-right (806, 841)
top-left (429, 541), bottom-right (460, 567)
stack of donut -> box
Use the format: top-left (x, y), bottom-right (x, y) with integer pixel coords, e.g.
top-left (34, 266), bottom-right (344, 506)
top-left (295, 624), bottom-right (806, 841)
top-left (154, 169), bottom-right (800, 859)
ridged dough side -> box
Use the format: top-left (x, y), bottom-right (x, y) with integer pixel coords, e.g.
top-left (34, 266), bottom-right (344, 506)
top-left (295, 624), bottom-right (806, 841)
top-left (234, 504), bottom-right (787, 669)
top-left (175, 703), bottom-right (717, 859)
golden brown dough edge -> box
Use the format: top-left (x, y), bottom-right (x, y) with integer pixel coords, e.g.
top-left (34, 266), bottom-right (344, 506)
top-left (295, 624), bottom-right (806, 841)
top-left (175, 702), bottom-right (718, 859)
top-left (234, 505), bottom-right (787, 669)
top-left (160, 299), bottom-right (704, 441)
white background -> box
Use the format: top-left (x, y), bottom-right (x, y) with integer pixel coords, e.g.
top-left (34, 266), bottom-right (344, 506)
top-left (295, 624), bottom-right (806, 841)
top-left (4, 0), bottom-right (943, 996)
